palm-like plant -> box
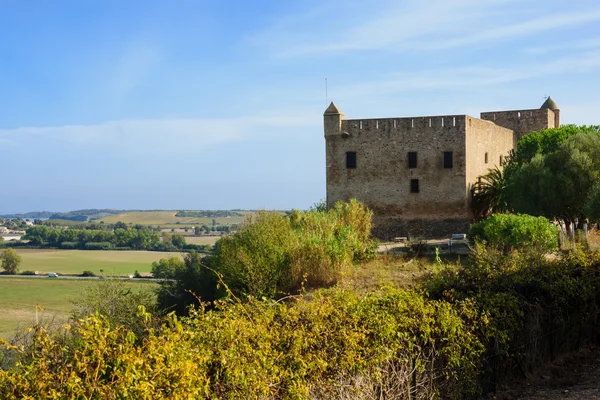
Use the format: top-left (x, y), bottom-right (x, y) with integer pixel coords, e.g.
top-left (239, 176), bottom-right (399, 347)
top-left (471, 166), bottom-right (510, 221)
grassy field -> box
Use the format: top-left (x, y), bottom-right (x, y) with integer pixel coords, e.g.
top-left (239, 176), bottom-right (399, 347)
top-left (15, 250), bottom-right (184, 276)
top-left (184, 236), bottom-right (220, 246)
top-left (0, 278), bottom-right (157, 339)
top-left (97, 211), bottom-right (249, 228)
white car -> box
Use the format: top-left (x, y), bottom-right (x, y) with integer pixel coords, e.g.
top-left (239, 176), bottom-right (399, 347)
top-left (48, 273), bottom-right (58, 278)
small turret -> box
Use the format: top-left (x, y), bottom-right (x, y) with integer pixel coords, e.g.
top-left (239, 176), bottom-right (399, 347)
top-left (540, 96), bottom-right (560, 127)
top-left (540, 96), bottom-right (559, 111)
top-left (323, 102), bottom-right (345, 137)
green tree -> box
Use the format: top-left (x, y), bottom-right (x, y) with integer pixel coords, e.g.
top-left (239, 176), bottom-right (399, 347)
top-left (1, 248), bottom-right (22, 274)
top-left (114, 221), bottom-right (128, 230)
top-left (156, 252), bottom-right (221, 315)
top-left (151, 257), bottom-right (185, 279)
top-left (507, 132), bottom-right (600, 229)
top-left (171, 234), bottom-right (186, 249)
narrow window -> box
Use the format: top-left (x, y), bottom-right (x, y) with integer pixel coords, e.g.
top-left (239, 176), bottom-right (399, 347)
top-left (485, 152), bottom-right (489, 164)
top-left (499, 155), bottom-right (503, 165)
top-left (408, 152), bottom-right (417, 168)
top-left (444, 152), bottom-right (453, 168)
top-left (410, 179), bottom-right (419, 193)
top-left (346, 152), bottom-right (356, 169)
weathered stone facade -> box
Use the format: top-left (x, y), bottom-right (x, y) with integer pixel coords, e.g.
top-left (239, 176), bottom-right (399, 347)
top-left (324, 98), bottom-right (560, 239)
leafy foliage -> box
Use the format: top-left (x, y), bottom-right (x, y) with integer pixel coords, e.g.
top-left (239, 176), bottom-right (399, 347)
top-left (0, 287), bottom-right (482, 399)
top-left (151, 256), bottom-right (185, 279)
top-left (0, 249), bottom-right (22, 274)
top-left (507, 132), bottom-right (600, 225)
top-left (70, 278), bottom-right (157, 337)
top-left (471, 166), bottom-right (510, 221)
top-left (470, 213), bottom-right (558, 253)
top-left (425, 245), bottom-right (600, 388)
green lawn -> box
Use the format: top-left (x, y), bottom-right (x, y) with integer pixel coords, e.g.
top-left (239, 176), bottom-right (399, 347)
top-left (0, 278), bottom-right (157, 338)
top-left (15, 249), bottom-right (184, 276)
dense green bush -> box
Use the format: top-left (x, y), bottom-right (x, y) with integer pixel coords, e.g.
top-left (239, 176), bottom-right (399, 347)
top-left (0, 287), bottom-right (482, 399)
top-left (469, 213), bottom-right (558, 253)
top-left (205, 199), bottom-right (376, 300)
top-left (424, 245), bottom-right (600, 390)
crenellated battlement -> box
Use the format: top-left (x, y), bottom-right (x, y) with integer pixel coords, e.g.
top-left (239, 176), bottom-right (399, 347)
top-left (338, 115), bottom-right (467, 134)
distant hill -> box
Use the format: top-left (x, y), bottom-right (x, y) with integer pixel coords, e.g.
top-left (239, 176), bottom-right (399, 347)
top-left (0, 209), bottom-right (125, 221)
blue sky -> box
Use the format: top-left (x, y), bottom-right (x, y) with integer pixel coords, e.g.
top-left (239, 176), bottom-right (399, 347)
top-left (1, 0), bottom-right (599, 212)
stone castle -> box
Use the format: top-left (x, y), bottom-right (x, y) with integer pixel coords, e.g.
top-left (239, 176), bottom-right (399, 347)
top-left (323, 97), bottom-right (560, 239)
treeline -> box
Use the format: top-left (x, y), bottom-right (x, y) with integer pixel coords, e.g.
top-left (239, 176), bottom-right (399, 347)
top-left (175, 210), bottom-right (244, 218)
top-left (24, 225), bottom-right (209, 252)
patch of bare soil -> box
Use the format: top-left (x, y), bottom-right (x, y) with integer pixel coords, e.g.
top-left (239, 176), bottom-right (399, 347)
top-left (489, 347), bottom-right (600, 399)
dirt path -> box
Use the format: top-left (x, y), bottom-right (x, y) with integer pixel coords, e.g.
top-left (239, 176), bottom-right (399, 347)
top-left (492, 347), bottom-right (600, 399)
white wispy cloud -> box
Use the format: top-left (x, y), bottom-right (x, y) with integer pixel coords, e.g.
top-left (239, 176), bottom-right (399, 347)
top-left (525, 37), bottom-right (600, 55)
top-left (249, 0), bottom-right (600, 57)
top-left (333, 50), bottom-right (600, 99)
top-left (0, 114), bottom-right (320, 155)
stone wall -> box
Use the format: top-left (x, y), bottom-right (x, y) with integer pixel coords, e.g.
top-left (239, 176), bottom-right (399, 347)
top-left (371, 216), bottom-right (470, 240)
top-left (480, 108), bottom-right (557, 145)
top-left (464, 117), bottom-right (514, 220)
top-left (325, 114), bottom-right (469, 238)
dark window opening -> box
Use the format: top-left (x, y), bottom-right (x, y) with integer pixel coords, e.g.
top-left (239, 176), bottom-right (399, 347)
top-left (485, 152), bottom-right (489, 164)
top-left (499, 155), bottom-right (503, 165)
top-left (443, 152), bottom-right (453, 168)
top-left (410, 179), bottom-right (419, 193)
top-left (346, 152), bottom-right (356, 169)
top-left (408, 152), bottom-right (417, 168)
